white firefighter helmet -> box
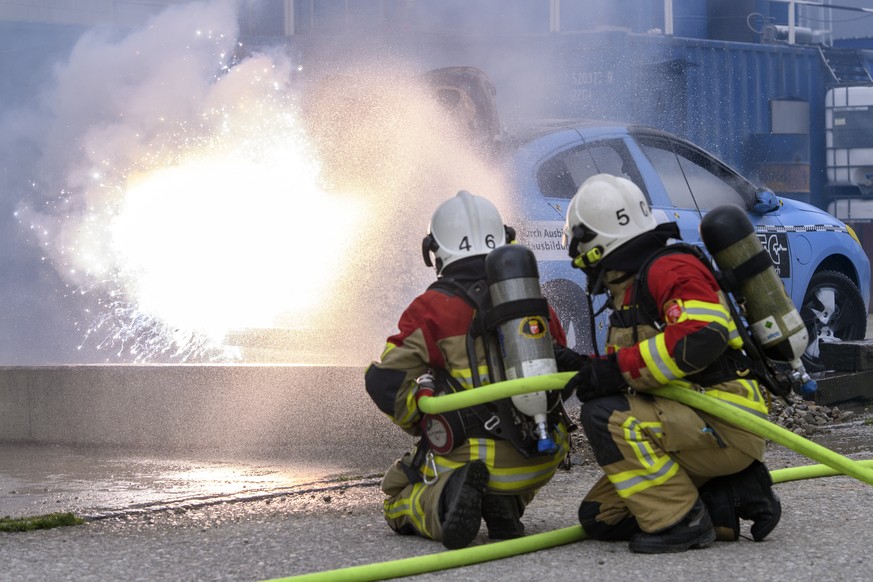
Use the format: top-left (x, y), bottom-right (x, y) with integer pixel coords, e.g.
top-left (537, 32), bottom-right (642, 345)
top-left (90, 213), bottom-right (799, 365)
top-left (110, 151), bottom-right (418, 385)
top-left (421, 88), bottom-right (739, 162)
top-left (562, 174), bottom-right (656, 268)
top-left (422, 190), bottom-right (514, 275)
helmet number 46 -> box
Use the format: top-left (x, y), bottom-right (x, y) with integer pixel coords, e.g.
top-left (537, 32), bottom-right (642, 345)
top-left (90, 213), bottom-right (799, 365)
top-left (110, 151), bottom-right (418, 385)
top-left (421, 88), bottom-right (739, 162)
top-left (459, 234), bottom-right (497, 250)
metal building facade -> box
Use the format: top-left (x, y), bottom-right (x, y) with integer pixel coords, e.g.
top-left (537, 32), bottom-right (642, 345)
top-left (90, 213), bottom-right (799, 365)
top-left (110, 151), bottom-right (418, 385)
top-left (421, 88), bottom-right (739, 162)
top-left (2, 0), bottom-right (872, 212)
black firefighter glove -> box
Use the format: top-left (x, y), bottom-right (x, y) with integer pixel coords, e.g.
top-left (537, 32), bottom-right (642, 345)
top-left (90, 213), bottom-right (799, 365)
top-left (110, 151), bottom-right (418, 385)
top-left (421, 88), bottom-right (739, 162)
top-left (554, 345), bottom-right (585, 372)
top-left (564, 353), bottom-right (628, 402)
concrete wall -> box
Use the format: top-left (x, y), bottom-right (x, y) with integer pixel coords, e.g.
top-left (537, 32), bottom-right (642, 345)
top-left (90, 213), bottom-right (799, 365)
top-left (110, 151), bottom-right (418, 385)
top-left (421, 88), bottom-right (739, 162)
top-left (0, 365), bottom-right (408, 463)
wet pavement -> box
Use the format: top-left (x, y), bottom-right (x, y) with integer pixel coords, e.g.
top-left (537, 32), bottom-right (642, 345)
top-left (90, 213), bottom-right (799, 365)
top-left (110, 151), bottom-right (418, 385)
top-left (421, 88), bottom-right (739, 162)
top-left (2, 407), bottom-right (870, 523)
top-left (0, 363), bottom-right (404, 524)
top-left (0, 444), bottom-right (365, 520)
top-left (0, 438), bottom-right (871, 582)
top-left (0, 315), bottom-right (870, 580)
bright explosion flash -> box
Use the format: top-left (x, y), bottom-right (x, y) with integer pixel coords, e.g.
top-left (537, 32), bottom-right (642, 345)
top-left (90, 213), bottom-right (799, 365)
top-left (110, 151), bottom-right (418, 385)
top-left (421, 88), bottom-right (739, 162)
top-left (85, 72), bottom-right (368, 360)
top-left (111, 145), bottom-right (361, 344)
top-left (19, 4), bottom-right (366, 362)
top-left (18, 1), bottom-right (508, 363)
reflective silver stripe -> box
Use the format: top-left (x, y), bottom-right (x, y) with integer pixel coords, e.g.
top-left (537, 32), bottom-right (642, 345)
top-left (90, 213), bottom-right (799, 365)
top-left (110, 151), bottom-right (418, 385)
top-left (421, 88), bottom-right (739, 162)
top-left (612, 457), bottom-right (678, 494)
top-left (487, 464), bottom-right (558, 485)
top-left (625, 419), bottom-right (659, 467)
top-left (706, 390), bottom-right (770, 420)
top-left (386, 500), bottom-right (411, 515)
top-left (643, 337), bottom-right (680, 381)
top-left (685, 306), bottom-right (729, 323)
top-left (740, 379), bottom-right (763, 405)
top-left (722, 397), bottom-right (768, 420)
top-left (433, 457), bottom-right (463, 475)
top-left (450, 368), bottom-right (491, 390)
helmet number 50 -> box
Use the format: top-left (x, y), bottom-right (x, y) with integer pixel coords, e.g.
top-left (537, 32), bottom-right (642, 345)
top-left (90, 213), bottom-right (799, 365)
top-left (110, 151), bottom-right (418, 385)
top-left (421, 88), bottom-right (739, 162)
top-left (616, 208), bottom-right (629, 226)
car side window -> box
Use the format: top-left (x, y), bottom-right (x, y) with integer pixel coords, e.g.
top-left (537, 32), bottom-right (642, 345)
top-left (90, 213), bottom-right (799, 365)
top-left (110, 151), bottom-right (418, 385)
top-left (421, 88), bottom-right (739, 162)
top-left (638, 141), bottom-right (697, 210)
top-left (639, 137), bottom-right (749, 212)
top-left (673, 145), bottom-right (748, 210)
top-left (537, 140), bottom-right (646, 199)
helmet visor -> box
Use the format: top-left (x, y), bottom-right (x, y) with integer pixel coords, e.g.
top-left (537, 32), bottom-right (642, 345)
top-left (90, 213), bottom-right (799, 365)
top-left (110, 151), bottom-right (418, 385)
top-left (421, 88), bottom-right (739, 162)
top-left (563, 222), bottom-right (599, 259)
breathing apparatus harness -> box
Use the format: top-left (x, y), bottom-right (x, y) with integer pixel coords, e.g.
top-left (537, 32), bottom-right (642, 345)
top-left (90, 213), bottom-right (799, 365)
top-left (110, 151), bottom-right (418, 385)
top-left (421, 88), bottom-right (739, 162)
top-left (415, 270), bottom-right (567, 460)
top-left (632, 243), bottom-right (791, 398)
top-left (569, 213), bottom-right (794, 399)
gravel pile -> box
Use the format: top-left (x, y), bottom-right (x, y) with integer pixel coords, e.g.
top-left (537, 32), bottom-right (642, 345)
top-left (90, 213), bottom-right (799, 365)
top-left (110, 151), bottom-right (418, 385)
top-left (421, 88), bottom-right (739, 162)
top-left (768, 391), bottom-right (857, 437)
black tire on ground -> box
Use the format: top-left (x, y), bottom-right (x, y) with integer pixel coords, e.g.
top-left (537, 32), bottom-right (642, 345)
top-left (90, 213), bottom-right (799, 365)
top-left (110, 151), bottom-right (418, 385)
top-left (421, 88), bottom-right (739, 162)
top-left (541, 278), bottom-right (593, 354)
top-left (799, 270), bottom-right (867, 372)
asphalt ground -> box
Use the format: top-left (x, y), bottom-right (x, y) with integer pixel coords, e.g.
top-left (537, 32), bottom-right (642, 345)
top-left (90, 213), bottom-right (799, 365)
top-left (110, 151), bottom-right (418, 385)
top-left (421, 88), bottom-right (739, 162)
top-left (0, 439), bottom-right (872, 582)
top-left (1, 403), bottom-right (872, 581)
top-left (0, 315), bottom-right (871, 581)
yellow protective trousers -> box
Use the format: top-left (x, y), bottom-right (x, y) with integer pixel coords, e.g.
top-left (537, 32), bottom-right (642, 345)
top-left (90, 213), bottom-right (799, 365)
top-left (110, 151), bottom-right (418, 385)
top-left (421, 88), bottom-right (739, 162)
top-left (380, 428), bottom-right (568, 542)
top-left (577, 391), bottom-right (763, 535)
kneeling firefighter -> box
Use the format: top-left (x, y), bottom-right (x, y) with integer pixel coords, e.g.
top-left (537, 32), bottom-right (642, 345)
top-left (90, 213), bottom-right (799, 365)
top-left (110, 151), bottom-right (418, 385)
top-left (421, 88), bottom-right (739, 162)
top-left (365, 190), bottom-right (580, 549)
top-left (562, 174), bottom-right (782, 553)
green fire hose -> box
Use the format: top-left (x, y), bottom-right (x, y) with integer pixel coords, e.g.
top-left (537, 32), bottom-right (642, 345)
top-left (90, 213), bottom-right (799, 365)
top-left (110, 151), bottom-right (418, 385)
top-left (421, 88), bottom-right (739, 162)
top-left (650, 383), bottom-right (873, 485)
top-left (415, 372), bottom-right (873, 486)
top-left (268, 374), bottom-right (873, 582)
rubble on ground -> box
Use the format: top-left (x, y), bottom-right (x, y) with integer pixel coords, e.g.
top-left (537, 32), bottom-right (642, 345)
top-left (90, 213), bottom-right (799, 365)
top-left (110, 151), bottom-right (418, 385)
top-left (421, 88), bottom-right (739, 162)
top-left (768, 391), bottom-right (856, 437)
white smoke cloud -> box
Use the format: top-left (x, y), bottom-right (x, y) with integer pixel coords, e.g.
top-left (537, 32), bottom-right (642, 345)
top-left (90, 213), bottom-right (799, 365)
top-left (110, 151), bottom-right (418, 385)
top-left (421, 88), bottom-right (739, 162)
top-left (2, 0), bottom-right (508, 364)
top-left (22, 1), bottom-right (239, 282)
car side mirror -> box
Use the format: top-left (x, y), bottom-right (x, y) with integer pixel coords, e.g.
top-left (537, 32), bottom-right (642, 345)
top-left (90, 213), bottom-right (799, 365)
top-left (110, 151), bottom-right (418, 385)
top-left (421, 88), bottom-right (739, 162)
top-left (752, 188), bottom-right (780, 214)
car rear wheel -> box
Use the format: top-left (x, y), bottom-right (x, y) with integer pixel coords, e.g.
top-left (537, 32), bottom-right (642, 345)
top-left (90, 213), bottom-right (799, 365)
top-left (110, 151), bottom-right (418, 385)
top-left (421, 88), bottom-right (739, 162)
top-left (799, 270), bottom-right (867, 372)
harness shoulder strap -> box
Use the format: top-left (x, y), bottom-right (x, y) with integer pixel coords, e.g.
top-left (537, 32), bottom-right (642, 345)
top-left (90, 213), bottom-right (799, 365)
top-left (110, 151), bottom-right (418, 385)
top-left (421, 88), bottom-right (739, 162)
top-left (423, 286), bottom-right (554, 458)
top-left (428, 278), bottom-right (491, 333)
top-left (634, 244), bottom-right (790, 397)
top-left (428, 278), bottom-right (493, 386)
top-left (632, 245), bottom-right (707, 331)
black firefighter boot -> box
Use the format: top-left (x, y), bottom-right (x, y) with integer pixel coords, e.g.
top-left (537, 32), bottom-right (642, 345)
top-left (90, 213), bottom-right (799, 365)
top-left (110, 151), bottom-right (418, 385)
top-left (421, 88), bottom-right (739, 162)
top-left (699, 460), bottom-right (782, 542)
top-left (438, 460), bottom-right (489, 549)
top-left (481, 494), bottom-right (526, 540)
top-left (628, 498), bottom-right (717, 554)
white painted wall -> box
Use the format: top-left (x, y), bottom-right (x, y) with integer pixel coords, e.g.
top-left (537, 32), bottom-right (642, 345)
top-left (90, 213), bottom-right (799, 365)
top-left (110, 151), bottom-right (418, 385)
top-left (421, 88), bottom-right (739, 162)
top-left (0, 365), bottom-right (405, 461)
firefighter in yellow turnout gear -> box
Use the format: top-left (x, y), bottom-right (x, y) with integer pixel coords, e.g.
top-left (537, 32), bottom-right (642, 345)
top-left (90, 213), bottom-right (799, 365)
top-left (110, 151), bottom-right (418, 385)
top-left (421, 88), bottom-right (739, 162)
top-left (366, 191), bottom-right (579, 549)
top-left (562, 175), bottom-right (782, 553)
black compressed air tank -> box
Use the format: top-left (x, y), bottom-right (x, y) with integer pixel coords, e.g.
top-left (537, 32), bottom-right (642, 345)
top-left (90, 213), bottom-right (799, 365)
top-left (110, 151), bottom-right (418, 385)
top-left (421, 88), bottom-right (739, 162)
top-left (699, 204), bottom-right (809, 364)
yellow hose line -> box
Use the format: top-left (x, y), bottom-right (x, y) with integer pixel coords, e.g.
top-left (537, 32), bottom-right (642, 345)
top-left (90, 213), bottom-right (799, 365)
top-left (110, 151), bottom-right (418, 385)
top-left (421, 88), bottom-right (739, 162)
top-left (770, 459), bottom-right (873, 483)
top-left (267, 374), bottom-right (873, 581)
top-left (419, 373), bottom-right (873, 486)
top-left (266, 526), bottom-right (586, 582)
top-left (650, 384), bottom-right (873, 486)
top-left (268, 460), bottom-right (873, 581)
top-left (418, 372), bottom-right (574, 414)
